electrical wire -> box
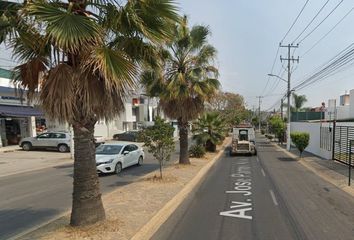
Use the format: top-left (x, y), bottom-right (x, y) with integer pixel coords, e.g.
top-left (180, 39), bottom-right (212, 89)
top-left (293, 43), bottom-right (354, 91)
top-left (301, 5), bottom-right (354, 57)
top-left (298, 0), bottom-right (344, 44)
top-left (280, 0), bottom-right (310, 44)
top-left (291, 0), bottom-right (330, 44)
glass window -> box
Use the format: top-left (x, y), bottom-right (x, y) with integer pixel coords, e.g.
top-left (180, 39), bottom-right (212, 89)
top-left (37, 133), bottom-right (51, 139)
top-left (130, 144), bottom-right (138, 151)
top-left (51, 133), bottom-right (66, 139)
top-left (96, 145), bottom-right (122, 155)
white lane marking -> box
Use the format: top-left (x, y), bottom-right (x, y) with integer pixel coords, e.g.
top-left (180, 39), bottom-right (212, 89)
top-left (256, 157), bottom-right (259, 163)
top-left (269, 190), bottom-right (279, 206)
top-left (261, 168), bottom-right (266, 177)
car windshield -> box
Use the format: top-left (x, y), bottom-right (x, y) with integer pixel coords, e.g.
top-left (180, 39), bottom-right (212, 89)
top-left (96, 145), bottom-right (122, 155)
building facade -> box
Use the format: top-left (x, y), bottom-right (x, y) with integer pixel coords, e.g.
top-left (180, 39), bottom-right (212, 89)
top-left (0, 68), bottom-right (44, 147)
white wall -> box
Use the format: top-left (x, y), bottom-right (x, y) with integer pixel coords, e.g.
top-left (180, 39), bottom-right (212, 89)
top-left (291, 122), bottom-right (332, 159)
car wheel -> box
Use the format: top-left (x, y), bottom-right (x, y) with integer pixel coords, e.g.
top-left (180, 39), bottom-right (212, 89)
top-left (137, 156), bottom-right (143, 166)
top-left (22, 142), bottom-right (32, 151)
top-left (58, 144), bottom-right (69, 153)
top-left (115, 162), bottom-right (122, 174)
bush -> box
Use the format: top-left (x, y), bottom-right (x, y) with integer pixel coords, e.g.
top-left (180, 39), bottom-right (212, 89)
top-left (261, 129), bottom-right (265, 135)
top-left (290, 132), bottom-right (309, 158)
top-left (189, 144), bottom-right (206, 158)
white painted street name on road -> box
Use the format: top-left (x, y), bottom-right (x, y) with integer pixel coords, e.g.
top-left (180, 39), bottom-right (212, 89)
top-left (219, 158), bottom-right (253, 220)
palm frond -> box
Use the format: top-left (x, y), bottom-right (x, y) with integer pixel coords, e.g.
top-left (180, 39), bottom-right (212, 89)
top-left (82, 45), bottom-right (137, 96)
top-left (27, 1), bottom-right (102, 52)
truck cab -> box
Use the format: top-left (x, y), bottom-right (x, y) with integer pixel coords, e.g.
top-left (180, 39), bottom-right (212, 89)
top-left (230, 124), bottom-right (256, 156)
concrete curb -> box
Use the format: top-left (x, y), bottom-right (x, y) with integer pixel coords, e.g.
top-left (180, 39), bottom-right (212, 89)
top-left (272, 143), bottom-right (354, 198)
top-left (131, 138), bottom-right (231, 240)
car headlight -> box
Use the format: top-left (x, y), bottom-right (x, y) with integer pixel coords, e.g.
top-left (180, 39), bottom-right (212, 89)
top-left (97, 159), bottom-right (115, 165)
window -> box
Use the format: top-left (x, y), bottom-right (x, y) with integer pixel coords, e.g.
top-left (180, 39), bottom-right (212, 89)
top-left (130, 144), bottom-right (138, 151)
top-left (51, 133), bottom-right (66, 139)
top-left (37, 133), bottom-right (51, 139)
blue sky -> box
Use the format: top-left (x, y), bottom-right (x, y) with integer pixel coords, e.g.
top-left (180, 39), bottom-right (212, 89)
top-left (179, 0), bottom-right (354, 111)
top-left (2, 1), bottom-right (354, 111)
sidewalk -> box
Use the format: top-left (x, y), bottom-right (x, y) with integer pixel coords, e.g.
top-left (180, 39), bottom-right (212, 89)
top-left (0, 145), bottom-right (21, 153)
top-left (273, 142), bottom-right (354, 197)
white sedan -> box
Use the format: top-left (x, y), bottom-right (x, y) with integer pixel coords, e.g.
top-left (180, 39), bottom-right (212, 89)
top-left (96, 143), bottom-right (144, 174)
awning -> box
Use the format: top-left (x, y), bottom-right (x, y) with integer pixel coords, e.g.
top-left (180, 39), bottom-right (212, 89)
top-left (0, 105), bottom-right (43, 117)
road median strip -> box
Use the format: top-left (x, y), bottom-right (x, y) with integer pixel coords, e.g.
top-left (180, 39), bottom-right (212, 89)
top-left (17, 138), bottom-right (231, 240)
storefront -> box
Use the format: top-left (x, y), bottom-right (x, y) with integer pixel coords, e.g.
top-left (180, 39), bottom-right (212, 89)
top-left (0, 104), bottom-right (43, 146)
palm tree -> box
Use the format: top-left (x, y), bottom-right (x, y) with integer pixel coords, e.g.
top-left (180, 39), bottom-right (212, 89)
top-left (141, 17), bottom-right (220, 164)
top-left (292, 93), bottom-right (307, 112)
top-left (192, 112), bottom-right (227, 152)
top-left (0, 0), bottom-right (179, 226)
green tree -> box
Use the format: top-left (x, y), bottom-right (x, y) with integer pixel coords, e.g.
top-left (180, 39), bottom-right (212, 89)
top-left (141, 17), bottom-right (220, 164)
top-left (192, 112), bottom-right (227, 152)
top-left (140, 117), bottom-right (175, 178)
top-left (290, 132), bottom-right (310, 157)
top-left (208, 91), bottom-right (247, 128)
top-left (0, 0), bottom-right (179, 226)
top-left (269, 115), bottom-right (285, 143)
top-left (292, 93), bottom-right (307, 112)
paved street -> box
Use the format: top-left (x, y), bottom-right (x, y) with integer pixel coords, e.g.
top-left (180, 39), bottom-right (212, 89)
top-left (153, 137), bottom-right (354, 240)
top-left (0, 141), bottom-right (183, 240)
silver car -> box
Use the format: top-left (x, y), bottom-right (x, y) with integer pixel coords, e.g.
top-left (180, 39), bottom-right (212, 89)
top-left (19, 132), bottom-right (71, 152)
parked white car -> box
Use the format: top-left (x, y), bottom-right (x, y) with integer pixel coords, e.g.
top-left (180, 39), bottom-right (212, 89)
top-left (19, 132), bottom-right (106, 152)
top-left (20, 132), bottom-right (71, 152)
top-left (96, 143), bottom-right (144, 174)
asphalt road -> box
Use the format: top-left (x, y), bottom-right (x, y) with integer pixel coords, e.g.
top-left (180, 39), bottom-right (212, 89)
top-left (153, 137), bottom-right (354, 240)
top-left (0, 141), bottom-right (184, 240)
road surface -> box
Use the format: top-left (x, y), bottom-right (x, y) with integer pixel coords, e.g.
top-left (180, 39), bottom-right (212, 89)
top-left (0, 141), bottom-right (184, 240)
top-left (153, 137), bottom-right (354, 240)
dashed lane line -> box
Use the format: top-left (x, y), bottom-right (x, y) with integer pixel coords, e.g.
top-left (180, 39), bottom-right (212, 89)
top-left (269, 190), bottom-right (279, 206)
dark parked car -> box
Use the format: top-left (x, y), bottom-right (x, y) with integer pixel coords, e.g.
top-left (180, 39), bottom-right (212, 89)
top-left (113, 131), bottom-right (141, 142)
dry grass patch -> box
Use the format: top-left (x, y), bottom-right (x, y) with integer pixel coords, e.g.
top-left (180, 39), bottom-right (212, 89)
top-left (41, 218), bottom-right (123, 240)
top-left (145, 173), bottom-right (178, 183)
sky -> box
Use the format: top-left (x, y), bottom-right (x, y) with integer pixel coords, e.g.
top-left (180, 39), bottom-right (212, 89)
top-left (178, 0), bottom-right (354, 111)
top-left (2, 0), bottom-right (354, 111)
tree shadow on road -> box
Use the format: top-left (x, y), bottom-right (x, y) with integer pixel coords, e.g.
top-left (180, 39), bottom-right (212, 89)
top-left (0, 208), bottom-right (60, 240)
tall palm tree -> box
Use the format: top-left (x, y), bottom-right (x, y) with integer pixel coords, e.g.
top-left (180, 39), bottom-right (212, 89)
top-left (192, 112), bottom-right (227, 152)
top-left (0, 0), bottom-right (179, 226)
top-left (141, 17), bottom-right (220, 164)
top-left (292, 93), bottom-right (307, 112)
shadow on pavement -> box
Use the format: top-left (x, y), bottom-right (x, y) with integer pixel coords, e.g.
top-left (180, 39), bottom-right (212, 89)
top-left (0, 208), bottom-right (60, 240)
top-left (277, 157), bottom-right (297, 162)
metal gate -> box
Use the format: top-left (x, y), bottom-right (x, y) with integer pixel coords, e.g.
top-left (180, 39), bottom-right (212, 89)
top-left (333, 125), bottom-right (354, 166)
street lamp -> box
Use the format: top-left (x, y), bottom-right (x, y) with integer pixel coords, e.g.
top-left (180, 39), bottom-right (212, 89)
top-left (268, 73), bottom-right (291, 151)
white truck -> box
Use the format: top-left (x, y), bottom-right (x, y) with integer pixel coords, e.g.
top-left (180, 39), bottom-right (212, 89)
top-left (230, 124), bottom-right (257, 156)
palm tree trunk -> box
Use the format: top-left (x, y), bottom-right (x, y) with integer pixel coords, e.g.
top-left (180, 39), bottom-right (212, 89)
top-left (179, 120), bottom-right (190, 164)
top-left (70, 119), bottom-right (105, 226)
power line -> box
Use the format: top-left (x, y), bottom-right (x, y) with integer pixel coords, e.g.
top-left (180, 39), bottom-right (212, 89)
top-left (293, 43), bottom-right (354, 91)
top-left (301, 5), bottom-right (354, 57)
top-left (298, 0), bottom-right (344, 44)
top-left (291, 0), bottom-right (330, 44)
top-left (261, 45), bottom-right (280, 96)
top-left (280, 0), bottom-right (310, 44)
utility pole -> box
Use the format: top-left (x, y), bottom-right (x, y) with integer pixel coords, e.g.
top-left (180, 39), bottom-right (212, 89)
top-left (280, 44), bottom-right (299, 150)
top-left (256, 96), bottom-right (263, 131)
top-left (280, 98), bottom-right (284, 120)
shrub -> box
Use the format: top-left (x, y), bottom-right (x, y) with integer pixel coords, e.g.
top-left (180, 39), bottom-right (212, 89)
top-left (189, 144), bottom-right (206, 158)
top-left (290, 132), bottom-right (309, 158)
top-left (140, 117), bottom-right (175, 178)
top-left (261, 129), bottom-right (265, 135)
